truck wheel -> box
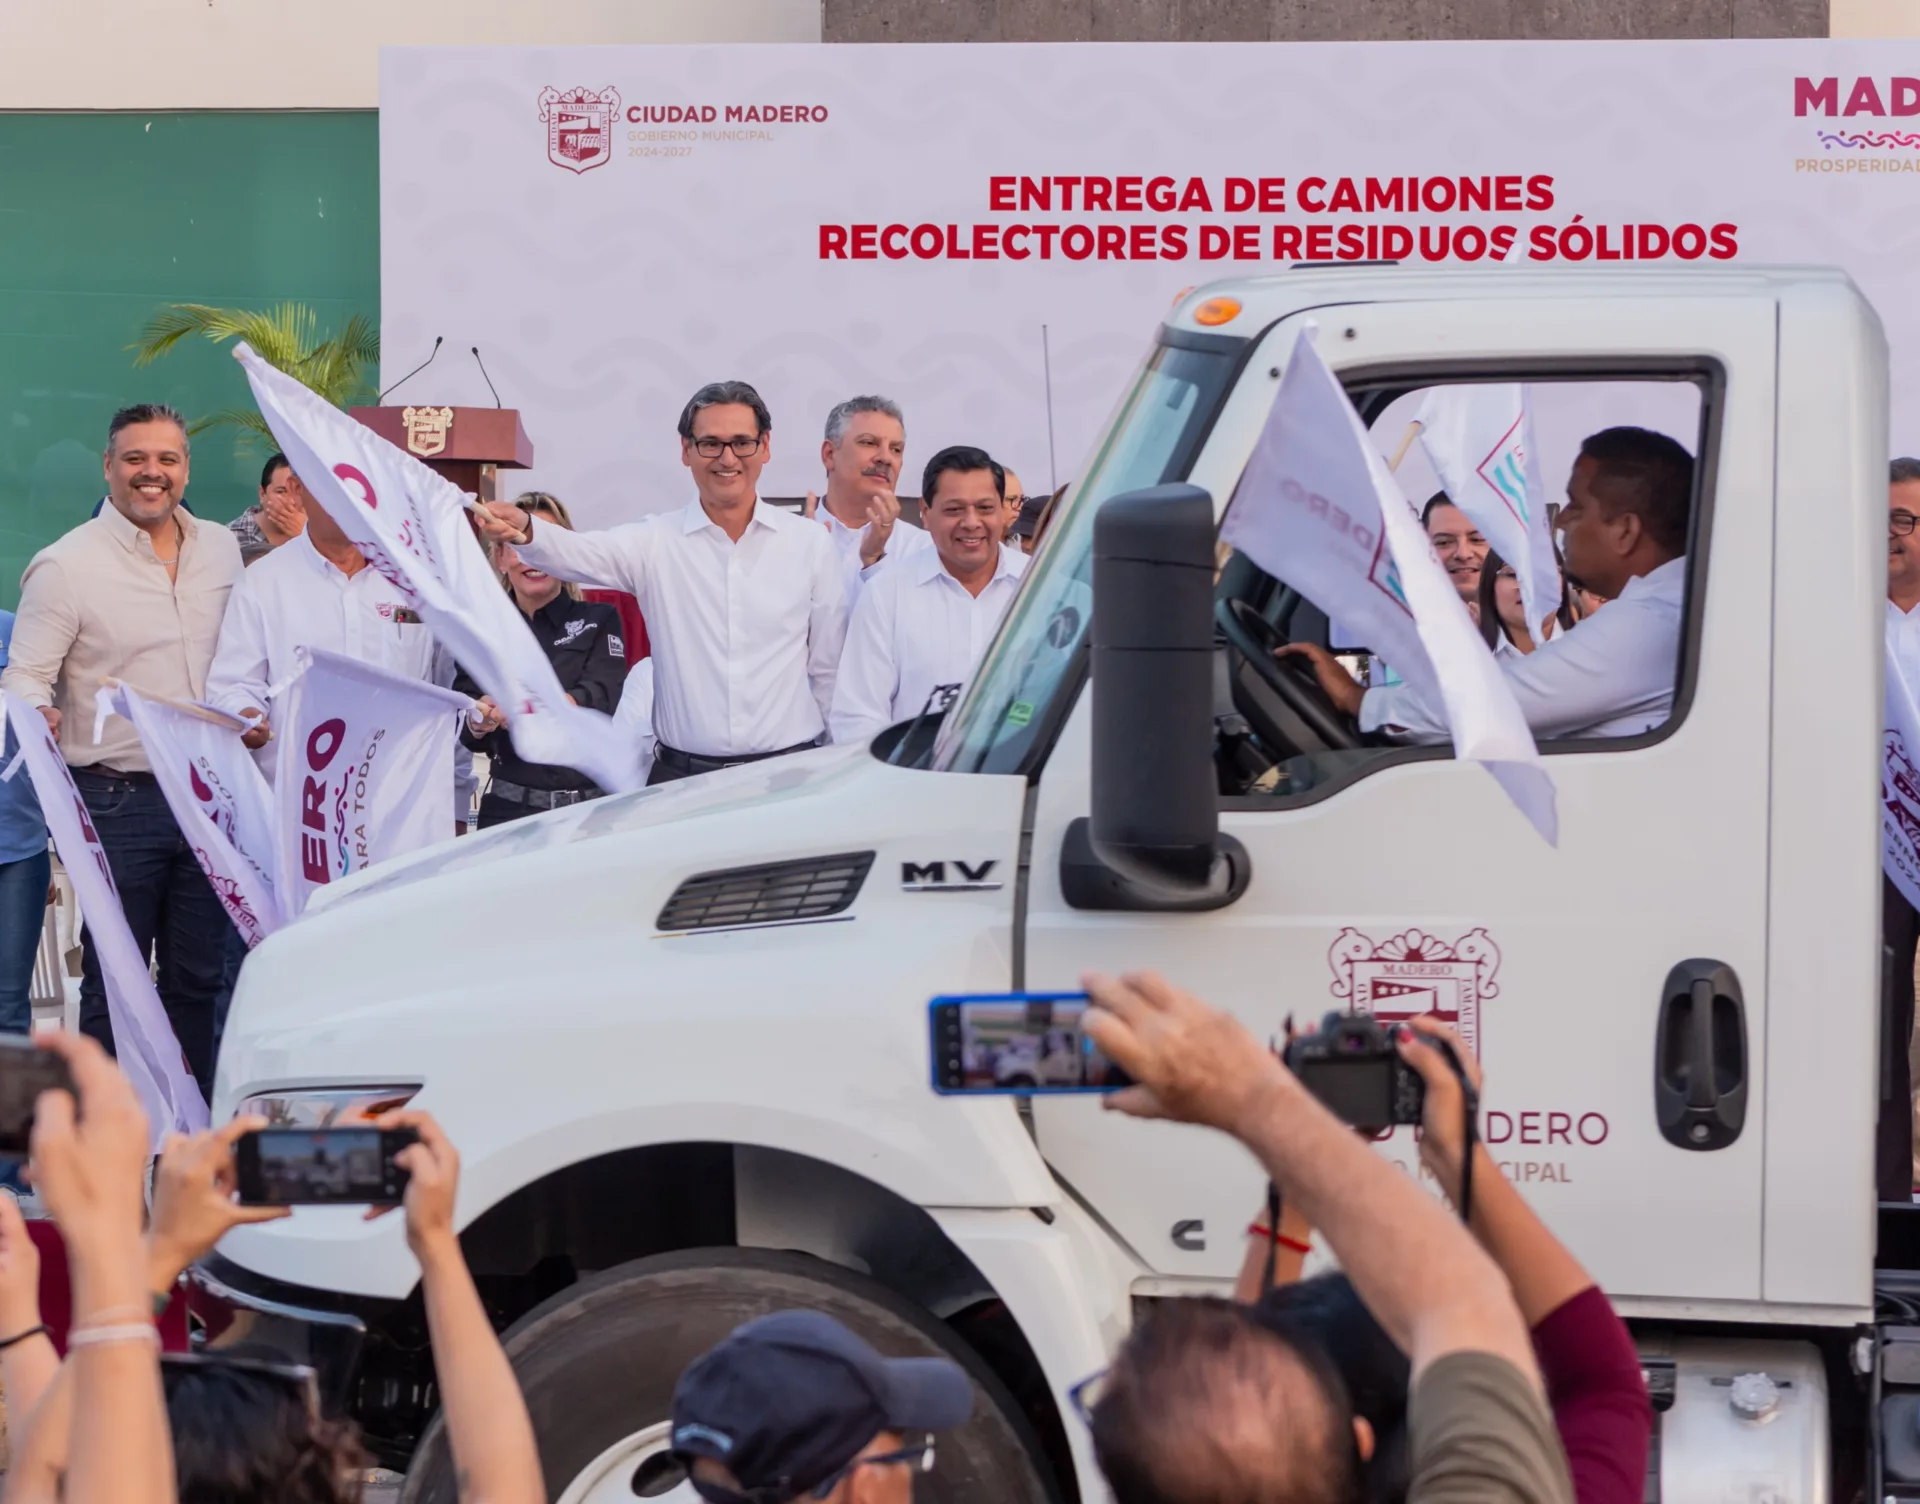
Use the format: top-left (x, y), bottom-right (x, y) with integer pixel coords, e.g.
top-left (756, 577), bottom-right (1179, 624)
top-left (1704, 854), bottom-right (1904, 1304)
top-left (399, 1247), bottom-right (1063, 1504)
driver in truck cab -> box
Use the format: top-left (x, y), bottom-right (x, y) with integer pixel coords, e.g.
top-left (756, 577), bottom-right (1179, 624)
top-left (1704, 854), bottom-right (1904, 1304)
top-left (1281, 426), bottom-right (1692, 743)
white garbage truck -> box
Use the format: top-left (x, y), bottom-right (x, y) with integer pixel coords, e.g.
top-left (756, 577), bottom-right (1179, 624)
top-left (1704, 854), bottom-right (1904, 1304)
top-left (204, 263), bottom-right (1906, 1504)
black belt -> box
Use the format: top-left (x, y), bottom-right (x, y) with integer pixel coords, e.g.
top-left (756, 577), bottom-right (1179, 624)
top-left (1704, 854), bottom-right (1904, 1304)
top-left (487, 777), bottom-right (604, 811)
top-left (73, 765), bottom-right (157, 787)
top-left (653, 738), bottom-right (821, 777)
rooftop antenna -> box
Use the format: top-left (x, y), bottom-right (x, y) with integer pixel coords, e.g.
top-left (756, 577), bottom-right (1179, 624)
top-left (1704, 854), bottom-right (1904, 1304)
top-left (1041, 323), bottom-right (1059, 496)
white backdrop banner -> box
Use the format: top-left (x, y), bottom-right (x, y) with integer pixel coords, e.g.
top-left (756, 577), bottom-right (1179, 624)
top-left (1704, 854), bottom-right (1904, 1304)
top-left (380, 41), bottom-right (1920, 521)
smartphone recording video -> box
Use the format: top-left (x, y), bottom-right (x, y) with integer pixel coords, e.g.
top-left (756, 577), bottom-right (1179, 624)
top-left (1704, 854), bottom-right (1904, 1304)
top-left (0, 1036), bottom-right (74, 1157)
top-left (930, 993), bottom-right (1131, 1094)
top-left (234, 1127), bottom-right (419, 1206)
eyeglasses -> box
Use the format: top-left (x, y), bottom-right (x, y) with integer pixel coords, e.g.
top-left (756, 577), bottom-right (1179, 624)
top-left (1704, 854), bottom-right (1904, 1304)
top-left (809, 1435), bottom-right (937, 1499)
top-left (1068, 1368), bottom-right (1110, 1426)
top-left (690, 435), bottom-right (765, 460)
top-left (1893, 510), bottom-right (1918, 537)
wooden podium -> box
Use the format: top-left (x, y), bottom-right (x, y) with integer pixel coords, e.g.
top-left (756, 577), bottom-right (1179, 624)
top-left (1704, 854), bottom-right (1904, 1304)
top-left (349, 405), bottom-right (534, 501)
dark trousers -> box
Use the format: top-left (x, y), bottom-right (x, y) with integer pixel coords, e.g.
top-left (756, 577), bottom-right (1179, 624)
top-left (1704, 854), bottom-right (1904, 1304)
top-left (0, 849), bottom-right (50, 1036)
top-left (74, 771), bottom-right (229, 1092)
top-left (1883, 875), bottom-right (1920, 1202)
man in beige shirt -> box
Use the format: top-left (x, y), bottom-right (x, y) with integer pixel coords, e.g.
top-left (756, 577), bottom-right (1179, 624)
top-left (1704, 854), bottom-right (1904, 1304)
top-left (0, 403), bottom-right (243, 1087)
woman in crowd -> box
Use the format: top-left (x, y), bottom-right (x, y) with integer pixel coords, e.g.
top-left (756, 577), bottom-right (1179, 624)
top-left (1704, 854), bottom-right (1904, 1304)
top-left (1474, 548), bottom-right (1585, 658)
top-left (1235, 1018), bottom-right (1650, 1504)
top-left (459, 492), bottom-right (626, 828)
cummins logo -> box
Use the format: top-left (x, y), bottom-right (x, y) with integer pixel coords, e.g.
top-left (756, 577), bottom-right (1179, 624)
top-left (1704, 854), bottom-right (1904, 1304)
top-left (901, 860), bottom-right (1001, 892)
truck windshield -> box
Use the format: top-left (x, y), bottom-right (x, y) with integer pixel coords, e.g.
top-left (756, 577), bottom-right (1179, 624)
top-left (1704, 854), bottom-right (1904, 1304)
top-left (934, 337), bottom-right (1239, 775)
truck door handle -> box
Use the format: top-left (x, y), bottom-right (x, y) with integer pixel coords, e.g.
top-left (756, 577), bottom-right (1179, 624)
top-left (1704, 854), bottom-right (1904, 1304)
top-left (1654, 959), bottom-right (1748, 1151)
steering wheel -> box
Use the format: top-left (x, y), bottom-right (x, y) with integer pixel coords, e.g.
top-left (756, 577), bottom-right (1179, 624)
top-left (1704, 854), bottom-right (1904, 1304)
top-left (1216, 596), bottom-right (1362, 752)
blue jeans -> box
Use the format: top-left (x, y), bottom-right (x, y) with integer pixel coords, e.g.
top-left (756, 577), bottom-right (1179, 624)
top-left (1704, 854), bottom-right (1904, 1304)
top-left (73, 771), bottom-right (230, 1092)
top-left (0, 848), bottom-right (50, 1036)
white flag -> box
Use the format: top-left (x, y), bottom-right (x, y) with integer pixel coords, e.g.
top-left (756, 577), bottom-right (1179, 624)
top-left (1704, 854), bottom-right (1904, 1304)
top-left (274, 648), bottom-right (470, 917)
top-left (1884, 621), bottom-right (1920, 910)
top-left (1415, 384), bottom-right (1562, 642)
top-left (232, 344), bottom-right (642, 795)
top-left (97, 684), bottom-right (284, 948)
top-left (1220, 328), bottom-right (1557, 844)
top-left (0, 692), bottom-right (207, 1142)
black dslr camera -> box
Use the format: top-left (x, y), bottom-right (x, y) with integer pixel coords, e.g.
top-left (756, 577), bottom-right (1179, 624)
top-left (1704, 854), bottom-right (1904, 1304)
top-left (1283, 1011), bottom-right (1425, 1131)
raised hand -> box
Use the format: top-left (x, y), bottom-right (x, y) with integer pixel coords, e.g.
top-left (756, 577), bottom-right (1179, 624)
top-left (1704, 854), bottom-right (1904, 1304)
top-left (1082, 970), bottom-right (1286, 1134)
top-left (857, 488), bottom-right (902, 567)
top-left (147, 1116), bottom-right (292, 1295)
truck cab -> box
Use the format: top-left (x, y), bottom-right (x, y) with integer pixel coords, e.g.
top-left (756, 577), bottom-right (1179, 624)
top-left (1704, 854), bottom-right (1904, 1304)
top-left (206, 264), bottom-right (1894, 1504)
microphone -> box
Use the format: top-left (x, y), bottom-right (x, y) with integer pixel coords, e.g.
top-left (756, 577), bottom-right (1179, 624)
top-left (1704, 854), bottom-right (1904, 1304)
top-left (378, 336), bottom-right (442, 402)
top-left (472, 346), bottom-right (503, 409)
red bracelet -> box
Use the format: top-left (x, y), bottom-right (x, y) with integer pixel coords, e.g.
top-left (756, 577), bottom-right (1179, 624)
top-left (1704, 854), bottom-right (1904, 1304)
top-left (1247, 1222), bottom-right (1313, 1256)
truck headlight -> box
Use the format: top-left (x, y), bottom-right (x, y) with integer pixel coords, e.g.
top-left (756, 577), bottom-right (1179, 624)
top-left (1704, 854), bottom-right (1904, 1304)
top-left (236, 1086), bottom-right (421, 1128)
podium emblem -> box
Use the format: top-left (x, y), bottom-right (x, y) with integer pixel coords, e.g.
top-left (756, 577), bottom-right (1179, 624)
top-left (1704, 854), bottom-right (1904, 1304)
top-left (539, 86), bottom-right (621, 175)
top-left (401, 406), bottom-right (455, 458)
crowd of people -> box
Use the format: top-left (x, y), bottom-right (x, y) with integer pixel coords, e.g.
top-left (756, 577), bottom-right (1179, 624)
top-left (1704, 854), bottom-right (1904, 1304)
top-left (0, 386), bottom-right (1053, 1087)
top-left (0, 971), bottom-right (1641, 1504)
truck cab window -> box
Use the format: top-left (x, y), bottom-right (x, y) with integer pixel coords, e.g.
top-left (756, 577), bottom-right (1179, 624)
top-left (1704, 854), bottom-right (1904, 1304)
top-left (1217, 377), bottom-right (1708, 805)
top-left (935, 336), bottom-right (1240, 777)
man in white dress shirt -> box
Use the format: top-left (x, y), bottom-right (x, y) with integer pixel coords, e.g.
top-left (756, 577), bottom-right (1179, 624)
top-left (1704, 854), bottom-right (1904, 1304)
top-left (830, 446), bottom-right (1028, 746)
top-left (205, 481), bottom-right (475, 829)
top-left (808, 396), bottom-right (925, 599)
top-left (1882, 456), bottom-right (1920, 1198)
top-left (477, 381), bottom-right (847, 784)
top-left (1282, 427), bottom-right (1693, 743)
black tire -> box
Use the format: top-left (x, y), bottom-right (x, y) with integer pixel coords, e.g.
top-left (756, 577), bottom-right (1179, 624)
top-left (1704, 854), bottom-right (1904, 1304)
top-left (400, 1248), bottom-right (1062, 1504)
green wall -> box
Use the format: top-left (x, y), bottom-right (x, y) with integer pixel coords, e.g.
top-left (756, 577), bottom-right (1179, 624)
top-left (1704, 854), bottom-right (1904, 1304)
top-left (0, 111), bottom-right (378, 609)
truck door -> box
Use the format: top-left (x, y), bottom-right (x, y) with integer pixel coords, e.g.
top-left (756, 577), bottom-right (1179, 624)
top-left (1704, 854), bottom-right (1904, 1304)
top-left (1019, 293), bottom-right (1777, 1306)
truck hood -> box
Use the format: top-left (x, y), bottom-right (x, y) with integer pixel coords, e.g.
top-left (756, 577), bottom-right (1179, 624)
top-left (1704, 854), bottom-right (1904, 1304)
top-left (312, 741), bottom-right (869, 918)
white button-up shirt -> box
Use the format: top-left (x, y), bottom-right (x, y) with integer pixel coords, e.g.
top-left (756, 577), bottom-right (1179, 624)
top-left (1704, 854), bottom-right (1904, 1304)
top-left (816, 506), bottom-right (933, 607)
top-left (515, 498), bottom-right (847, 757)
top-left (1363, 555), bottom-right (1687, 742)
top-left (829, 544), bottom-right (1028, 745)
top-left (205, 531), bottom-right (474, 815)
top-left (1890, 600), bottom-right (1920, 689)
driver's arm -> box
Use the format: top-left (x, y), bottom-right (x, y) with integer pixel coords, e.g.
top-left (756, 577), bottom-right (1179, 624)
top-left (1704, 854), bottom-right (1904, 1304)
top-left (1363, 582), bottom-right (1678, 742)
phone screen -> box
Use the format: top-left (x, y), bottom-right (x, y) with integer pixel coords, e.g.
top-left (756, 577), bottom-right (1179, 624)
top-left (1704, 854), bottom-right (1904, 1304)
top-left (930, 993), bottom-right (1131, 1094)
top-left (236, 1128), bottom-right (414, 1206)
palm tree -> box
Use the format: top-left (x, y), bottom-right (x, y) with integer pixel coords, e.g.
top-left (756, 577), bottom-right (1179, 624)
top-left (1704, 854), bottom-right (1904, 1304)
top-left (130, 302), bottom-right (379, 443)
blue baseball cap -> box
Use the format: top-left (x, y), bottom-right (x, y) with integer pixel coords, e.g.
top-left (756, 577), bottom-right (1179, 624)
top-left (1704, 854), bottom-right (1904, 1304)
top-left (669, 1310), bottom-right (973, 1502)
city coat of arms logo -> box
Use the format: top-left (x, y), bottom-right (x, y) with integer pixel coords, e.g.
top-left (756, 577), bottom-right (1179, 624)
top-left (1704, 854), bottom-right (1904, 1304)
top-left (539, 86), bottom-right (621, 174)
top-left (401, 406), bottom-right (454, 458)
top-left (1327, 926), bottom-right (1502, 1058)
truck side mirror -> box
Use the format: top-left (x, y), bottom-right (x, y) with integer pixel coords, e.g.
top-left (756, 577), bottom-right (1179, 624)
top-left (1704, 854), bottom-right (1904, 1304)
top-left (1059, 483), bottom-right (1252, 912)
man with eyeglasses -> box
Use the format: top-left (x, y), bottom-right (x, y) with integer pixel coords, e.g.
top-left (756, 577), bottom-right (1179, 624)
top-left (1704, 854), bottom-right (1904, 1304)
top-left (1882, 457), bottom-right (1920, 1199)
top-left (477, 381), bottom-right (847, 783)
top-left (668, 1309), bottom-right (972, 1504)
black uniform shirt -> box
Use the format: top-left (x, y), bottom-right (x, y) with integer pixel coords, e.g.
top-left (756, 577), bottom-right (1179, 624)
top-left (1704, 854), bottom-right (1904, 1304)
top-left (456, 595), bottom-right (627, 791)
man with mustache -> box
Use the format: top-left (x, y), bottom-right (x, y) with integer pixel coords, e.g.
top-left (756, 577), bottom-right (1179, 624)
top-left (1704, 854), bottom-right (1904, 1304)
top-left (0, 404), bottom-right (243, 1087)
top-left (808, 396), bottom-right (919, 602)
top-left (477, 381), bottom-right (847, 784)
top-left (829, 446), bottom-right (1028, 746)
